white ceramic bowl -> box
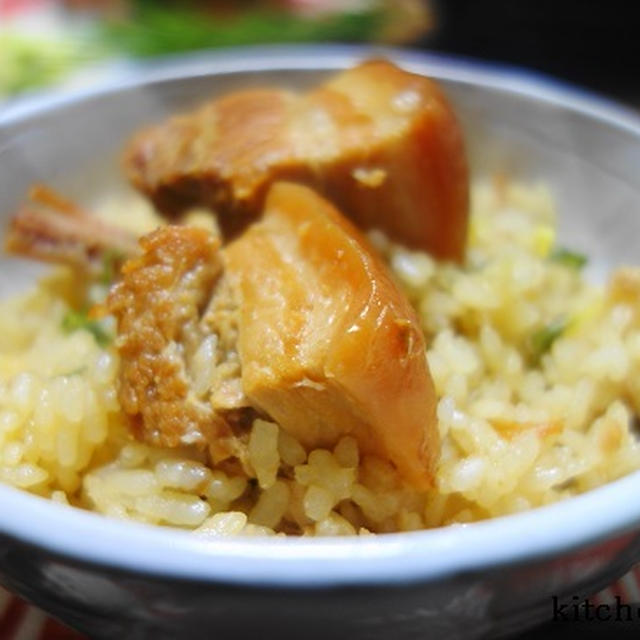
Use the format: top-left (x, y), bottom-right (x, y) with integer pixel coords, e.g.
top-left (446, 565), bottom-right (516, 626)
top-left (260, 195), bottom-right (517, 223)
top-left (1, 45), bottom-right (640, 639)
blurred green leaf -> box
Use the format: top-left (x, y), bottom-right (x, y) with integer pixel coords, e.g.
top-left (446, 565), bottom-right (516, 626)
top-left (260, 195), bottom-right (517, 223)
top-left (101, 4), bottom-right (384, 57)
top-left (0, 32), bottom-right (104, 96)
top-left (550, 247), bottom-right (587, 269)
top-left (0, 34), bottom-right (73, 95)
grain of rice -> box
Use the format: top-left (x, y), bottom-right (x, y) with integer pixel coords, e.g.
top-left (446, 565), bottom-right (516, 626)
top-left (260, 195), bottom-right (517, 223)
top-left (303, 484), bottom-right (335, 522)
top-left (205, 471), bottom-right (247, 503)
top-left (134, 492), bottom-right (211, 526)
top-left (195, 512), bottom-right (248, 538)
top-left (314, 513), bottom-right (357, 536)
top-left (248, 420), bottom-right (280, 489)
top-left (249, 480), bottom-right (289, 528)
top-left (155, 460), bottom-right (211, 491)
top-left (278, 429), bottom-right (307, 467)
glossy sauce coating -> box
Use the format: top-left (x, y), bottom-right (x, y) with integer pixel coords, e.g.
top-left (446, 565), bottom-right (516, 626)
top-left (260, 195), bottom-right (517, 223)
top-left (224, 182), bottom-right (438, 488)
top-left (125, 59), bottom-right (468, 261)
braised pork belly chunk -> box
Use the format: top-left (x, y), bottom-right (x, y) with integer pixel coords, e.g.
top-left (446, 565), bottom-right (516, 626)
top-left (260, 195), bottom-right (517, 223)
top-left (224, 183), bottom-right (438, 489)
top-left (125, 59), bottom-right (469, 261)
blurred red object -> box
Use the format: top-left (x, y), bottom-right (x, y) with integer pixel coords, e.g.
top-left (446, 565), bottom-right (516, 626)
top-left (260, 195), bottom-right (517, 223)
top-left (0, 0), bottom-right (46, 18)
top-left (0, 590), bottom-right (85, 639)
top-left (284, 0), bottom-right (370, 16)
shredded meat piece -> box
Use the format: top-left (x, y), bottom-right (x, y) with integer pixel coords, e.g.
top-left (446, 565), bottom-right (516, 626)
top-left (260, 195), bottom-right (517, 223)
top-left (125, 59), bottom-right (468, 261)
top-left (105, 226), bottom-right (251, 462)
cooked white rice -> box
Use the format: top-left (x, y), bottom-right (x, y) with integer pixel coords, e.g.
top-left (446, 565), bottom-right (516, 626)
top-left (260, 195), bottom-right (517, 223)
top-left (2, 178), bottom-right (640, 536)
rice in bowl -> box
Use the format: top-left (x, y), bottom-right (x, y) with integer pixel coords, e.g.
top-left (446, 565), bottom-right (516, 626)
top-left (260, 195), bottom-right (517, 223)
top-left (1, 178), bottom-right (640, 536)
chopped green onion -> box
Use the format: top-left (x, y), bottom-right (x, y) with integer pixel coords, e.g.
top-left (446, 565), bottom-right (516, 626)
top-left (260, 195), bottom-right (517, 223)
top-left (99, 249), bottom-right (125, 285)
top-left (550, 247), bottom-right (587, 269)
top-left (528, 317), bottom-right (567, 364)
top-left (55, 366), bottom-right (88, 378)
top-left (62, 310), bottom-right (112, 347)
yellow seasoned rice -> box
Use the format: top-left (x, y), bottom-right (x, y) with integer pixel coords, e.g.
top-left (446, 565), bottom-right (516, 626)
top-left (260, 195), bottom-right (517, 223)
top-left (2, 178), bottom-right (640, 536)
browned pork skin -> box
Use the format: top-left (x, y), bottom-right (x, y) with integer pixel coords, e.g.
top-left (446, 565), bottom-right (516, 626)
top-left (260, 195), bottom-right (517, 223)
top-left (125, 59), bottom-right (469, 262)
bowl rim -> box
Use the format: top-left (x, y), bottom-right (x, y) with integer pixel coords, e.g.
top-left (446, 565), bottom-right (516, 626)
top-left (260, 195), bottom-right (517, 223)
top-left (2, 44), bottom-right (640, 588)
top-left (2, 43), bottom-right (640, 136)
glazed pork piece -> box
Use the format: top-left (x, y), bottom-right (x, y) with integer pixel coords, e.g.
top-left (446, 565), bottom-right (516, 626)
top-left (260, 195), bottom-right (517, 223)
top-left (125, 59), bottom-right (469, 262)
top-left (225, 183), bottom-right (438, 489)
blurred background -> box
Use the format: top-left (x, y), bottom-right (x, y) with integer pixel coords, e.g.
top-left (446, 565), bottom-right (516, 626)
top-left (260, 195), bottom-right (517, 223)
top-left (1, 0), bottom-right (638, 106)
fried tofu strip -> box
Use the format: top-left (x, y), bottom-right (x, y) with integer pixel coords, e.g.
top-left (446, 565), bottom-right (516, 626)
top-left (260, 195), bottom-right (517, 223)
top-left (125, 59), bottom-right (468, 261)
top-left (225, 183), bottom-right (438, 488)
